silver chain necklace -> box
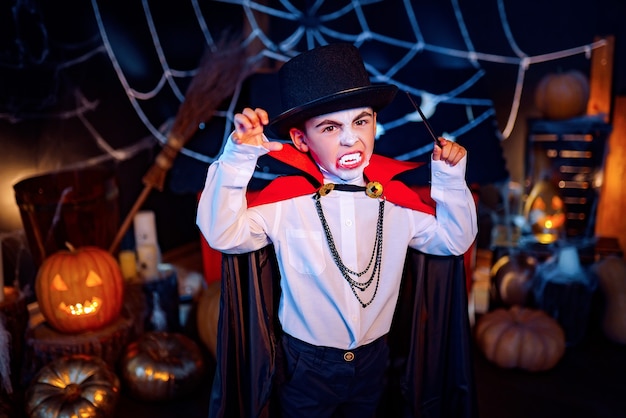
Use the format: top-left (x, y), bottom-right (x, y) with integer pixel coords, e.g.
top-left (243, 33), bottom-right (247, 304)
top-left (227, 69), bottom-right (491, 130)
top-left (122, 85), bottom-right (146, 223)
top-left (313, 182), bottom-right (385, 308)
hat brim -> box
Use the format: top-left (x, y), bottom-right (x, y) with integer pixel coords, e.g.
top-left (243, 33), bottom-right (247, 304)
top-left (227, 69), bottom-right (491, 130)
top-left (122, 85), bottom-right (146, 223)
top-left (268, 84), bottom-right (398, 139)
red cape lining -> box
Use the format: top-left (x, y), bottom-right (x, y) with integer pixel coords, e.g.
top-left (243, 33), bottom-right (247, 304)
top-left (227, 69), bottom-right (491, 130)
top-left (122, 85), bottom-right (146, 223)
top-left (247, 145), bottom-right (436, 215)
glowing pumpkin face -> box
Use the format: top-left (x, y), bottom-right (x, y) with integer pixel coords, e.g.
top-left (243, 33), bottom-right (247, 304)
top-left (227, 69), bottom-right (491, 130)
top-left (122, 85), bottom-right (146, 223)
top-left (52, 270), bottom-right (103, 316)
top-left (35, 244), bottom-right (124, 334)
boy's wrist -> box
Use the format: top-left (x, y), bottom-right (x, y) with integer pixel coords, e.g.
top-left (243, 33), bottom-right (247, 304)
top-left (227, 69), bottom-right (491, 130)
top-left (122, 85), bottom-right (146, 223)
top-left (212, 133), bottom-right (270, 188)
top-left (431, 157), bottom-right (467, 187)
top-left (222, 132), bottom-right (270, 161)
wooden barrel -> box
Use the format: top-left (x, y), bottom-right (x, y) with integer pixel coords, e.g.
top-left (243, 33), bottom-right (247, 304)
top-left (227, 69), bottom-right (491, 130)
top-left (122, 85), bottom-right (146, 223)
top-left (13, 164), bottom-right (119, 267)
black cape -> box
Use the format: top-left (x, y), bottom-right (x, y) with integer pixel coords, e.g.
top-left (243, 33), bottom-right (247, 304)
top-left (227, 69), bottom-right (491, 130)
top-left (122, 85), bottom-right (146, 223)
top-left (207, 247), bottom-right (478, 418)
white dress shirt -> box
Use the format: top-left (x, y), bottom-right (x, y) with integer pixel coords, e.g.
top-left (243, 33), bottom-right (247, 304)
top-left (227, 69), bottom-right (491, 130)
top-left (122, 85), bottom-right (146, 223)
top-left (197, 137), bottom-right (477, 350)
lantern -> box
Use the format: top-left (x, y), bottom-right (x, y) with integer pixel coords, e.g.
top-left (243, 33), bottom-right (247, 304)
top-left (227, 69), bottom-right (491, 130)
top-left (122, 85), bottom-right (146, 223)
top-left (35, 243), bottom-right (125, 334)
top-left (523, 180), bottom-right (566, 244)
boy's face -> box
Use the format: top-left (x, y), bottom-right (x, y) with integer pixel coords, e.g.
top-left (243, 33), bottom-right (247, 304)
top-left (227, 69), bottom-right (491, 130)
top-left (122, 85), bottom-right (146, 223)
top-left (290, 107), bottom-right (377, 182)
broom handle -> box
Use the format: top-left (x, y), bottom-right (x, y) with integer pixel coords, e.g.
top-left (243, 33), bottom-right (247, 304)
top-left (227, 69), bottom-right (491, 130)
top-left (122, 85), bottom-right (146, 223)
top-left (108, 184), bottom-right (153, 254)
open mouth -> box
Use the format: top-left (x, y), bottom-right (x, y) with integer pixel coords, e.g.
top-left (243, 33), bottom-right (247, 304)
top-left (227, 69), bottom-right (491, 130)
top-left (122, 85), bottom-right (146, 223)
top-left (337, 152), bottom-right (362, 169)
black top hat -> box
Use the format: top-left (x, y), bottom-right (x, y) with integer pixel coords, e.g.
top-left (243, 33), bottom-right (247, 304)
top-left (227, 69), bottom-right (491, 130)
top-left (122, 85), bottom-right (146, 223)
top-left (268, 43), bottom-right (398, 139)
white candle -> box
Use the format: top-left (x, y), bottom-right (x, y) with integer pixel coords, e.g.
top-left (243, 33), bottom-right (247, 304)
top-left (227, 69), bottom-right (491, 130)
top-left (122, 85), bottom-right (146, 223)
top-left (133, 211), bottom-right (161, 263)
top-left (136, 244), bottom-right (159, 281)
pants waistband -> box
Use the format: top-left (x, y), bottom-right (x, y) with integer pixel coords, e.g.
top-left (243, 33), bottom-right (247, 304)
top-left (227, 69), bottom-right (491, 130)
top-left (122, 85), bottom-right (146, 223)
top-left (282, 333), bottom-right (385, 363)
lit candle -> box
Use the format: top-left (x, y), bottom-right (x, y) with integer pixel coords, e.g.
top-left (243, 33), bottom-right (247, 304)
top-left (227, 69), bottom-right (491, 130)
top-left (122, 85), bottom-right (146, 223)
top-left (118, 250), bottom-right (138, 281)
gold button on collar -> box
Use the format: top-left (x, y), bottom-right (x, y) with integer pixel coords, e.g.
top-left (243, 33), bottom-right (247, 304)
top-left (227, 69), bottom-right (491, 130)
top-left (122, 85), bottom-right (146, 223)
top-left (343, 351), bottom-right (355, 362)
top-left (366, 181), bottom-right (383, 198)
top-left (318, 183), bottom-right (334, 197)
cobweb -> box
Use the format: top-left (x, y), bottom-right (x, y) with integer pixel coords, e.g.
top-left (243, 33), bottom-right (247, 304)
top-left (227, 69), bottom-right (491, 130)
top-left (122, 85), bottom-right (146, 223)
top-left (2, 0), bottom-right (608, 190)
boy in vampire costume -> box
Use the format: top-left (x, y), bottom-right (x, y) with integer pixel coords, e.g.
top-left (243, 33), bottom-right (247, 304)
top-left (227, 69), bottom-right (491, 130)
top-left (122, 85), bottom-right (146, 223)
top-left (197, 43), bottom-right (479, 418)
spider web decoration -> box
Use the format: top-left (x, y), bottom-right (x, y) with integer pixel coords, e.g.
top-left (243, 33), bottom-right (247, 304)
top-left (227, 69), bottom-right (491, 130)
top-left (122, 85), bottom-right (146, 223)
top-left (162, 0), bottom-right (607, 191)
top-left (1, 0), bottom-right (611, 193)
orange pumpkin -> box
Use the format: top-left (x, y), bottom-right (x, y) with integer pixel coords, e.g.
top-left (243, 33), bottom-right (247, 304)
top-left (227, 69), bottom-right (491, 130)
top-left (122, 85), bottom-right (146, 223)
top-left (196, 281), bottom-right (221, 358)
top-left (475, 306), bottom-right (566, 372)
top-left (534, 69), bottom-right (589, 120)
top-left (35, 243), bottom-right (124, 333)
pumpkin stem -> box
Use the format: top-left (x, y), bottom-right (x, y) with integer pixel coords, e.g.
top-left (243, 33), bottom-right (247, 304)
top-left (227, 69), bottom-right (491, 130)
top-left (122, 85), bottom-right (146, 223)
top-left (65, 242), bottom-right (76, 252)
top-left (63, 383), bottom-right (83, 402)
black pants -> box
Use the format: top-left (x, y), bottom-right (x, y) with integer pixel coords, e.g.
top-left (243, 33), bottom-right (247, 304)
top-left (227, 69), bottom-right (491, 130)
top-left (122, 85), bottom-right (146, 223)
top-left (279, 333), bottom-right (389, 418)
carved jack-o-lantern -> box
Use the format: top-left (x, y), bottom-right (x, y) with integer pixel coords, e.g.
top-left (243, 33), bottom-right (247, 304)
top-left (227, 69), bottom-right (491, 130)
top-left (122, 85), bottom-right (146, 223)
top-left (35, 243), bottom-right (124, 333)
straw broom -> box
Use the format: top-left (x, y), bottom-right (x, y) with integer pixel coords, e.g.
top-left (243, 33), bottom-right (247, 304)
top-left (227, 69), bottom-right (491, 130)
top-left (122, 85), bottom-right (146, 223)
top-left (109, 38), bottom-right (253, 254)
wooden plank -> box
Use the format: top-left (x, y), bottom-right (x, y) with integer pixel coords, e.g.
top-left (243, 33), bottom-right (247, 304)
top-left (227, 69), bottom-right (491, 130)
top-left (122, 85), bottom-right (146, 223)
top-left (587, 35), bottom-right (614, 122)
top-left (595, 96), bottom-right (626, 255)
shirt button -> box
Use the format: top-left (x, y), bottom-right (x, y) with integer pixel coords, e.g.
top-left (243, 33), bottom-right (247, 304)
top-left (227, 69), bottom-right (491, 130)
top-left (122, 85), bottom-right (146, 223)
top-left (344, 352), bottom-right (355, 362)
top-left (346, 219), bottom-right (353, 227)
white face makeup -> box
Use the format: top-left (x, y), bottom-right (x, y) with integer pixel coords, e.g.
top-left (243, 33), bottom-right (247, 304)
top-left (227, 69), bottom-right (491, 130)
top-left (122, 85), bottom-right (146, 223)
top-left (292, 107), bottom-right (377, 182)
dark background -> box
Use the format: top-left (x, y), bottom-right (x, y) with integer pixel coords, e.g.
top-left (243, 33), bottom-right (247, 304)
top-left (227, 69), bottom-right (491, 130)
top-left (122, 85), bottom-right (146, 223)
top-left (0, 0), bottom-right (624, 257)
top-left (1, 2), bottom-right (625, 417)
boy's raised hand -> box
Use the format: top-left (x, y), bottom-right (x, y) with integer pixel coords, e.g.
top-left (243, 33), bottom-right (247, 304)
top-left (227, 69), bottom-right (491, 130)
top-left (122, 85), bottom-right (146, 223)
top-left (432, 137), bottom-right (466, 167)
top-left (232, 107), bottom-right (283, 152)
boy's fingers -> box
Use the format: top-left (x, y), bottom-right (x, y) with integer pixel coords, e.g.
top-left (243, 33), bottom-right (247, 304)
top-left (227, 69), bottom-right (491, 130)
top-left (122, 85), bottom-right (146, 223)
top-left (234, 114), bottom-right (252, 134)
top-left (432, 138), bottom-right (467, 166)
top-left (254, 108), bottom-right (270, 125)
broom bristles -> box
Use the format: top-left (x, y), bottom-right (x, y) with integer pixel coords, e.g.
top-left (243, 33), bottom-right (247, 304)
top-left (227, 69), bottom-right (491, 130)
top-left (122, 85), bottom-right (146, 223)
top-left (143, 36), bottom-right (254, 190)
top-left (172, 36), bottom-right (251, 141)
top-left (111, 37), bottom-right (255, 253)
